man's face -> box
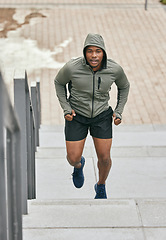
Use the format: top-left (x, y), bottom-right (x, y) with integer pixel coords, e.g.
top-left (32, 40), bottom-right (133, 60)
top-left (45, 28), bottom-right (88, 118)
top-left (85, 46), bottom-right (104, 71)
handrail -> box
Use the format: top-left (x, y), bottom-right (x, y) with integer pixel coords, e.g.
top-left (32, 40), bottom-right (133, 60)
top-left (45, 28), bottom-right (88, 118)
top-left (0, 70), bottom-right (22, 240)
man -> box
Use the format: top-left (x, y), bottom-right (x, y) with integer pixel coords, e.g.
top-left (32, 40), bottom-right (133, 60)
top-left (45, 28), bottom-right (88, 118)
top-left (54, 33), bottom-right (130, 199)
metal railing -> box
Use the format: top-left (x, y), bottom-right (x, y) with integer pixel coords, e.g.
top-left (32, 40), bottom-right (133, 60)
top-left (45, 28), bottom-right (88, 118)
top-left (0, 71), bottom-right (22, 240)
top-left (0, 69), bottom-right (41, 239)
top-left (14, 70), bottom-right (41, 214)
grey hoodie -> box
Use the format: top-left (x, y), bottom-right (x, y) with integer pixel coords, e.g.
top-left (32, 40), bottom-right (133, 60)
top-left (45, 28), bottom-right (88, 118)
top-left (54, 33), bottom-right (130, 119)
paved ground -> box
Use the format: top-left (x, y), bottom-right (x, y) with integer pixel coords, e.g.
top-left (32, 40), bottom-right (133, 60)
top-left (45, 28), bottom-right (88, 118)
top-left (0, 0), bottom-right (166, 125)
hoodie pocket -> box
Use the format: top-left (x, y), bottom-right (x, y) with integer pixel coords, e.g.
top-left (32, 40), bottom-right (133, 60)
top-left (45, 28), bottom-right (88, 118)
top-left (96, 76), bottom-right (113, 93)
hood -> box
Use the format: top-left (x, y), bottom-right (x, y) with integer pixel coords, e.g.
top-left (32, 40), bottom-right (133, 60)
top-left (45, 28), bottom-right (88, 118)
top-left (83, 33), bottom-right (107, 68)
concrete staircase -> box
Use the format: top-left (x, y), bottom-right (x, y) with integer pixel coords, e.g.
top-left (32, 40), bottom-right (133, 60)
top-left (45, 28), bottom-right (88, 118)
top-left (23, 125), bottom-right (166, 240)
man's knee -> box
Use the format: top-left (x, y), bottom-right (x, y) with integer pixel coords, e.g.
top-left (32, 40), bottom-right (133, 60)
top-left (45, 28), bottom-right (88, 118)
top-left (67, 153), bottom-right (82, 167)
top-left (98, 155), bottom-right (111, 166)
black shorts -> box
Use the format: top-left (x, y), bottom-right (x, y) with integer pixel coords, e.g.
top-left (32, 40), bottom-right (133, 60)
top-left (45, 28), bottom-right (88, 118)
top-left (65, 107), bottom-right (113, 141)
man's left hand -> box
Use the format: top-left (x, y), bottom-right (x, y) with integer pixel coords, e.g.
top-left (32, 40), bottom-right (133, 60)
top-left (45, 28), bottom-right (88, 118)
top-left (113, 113), bottom-right (121, 125)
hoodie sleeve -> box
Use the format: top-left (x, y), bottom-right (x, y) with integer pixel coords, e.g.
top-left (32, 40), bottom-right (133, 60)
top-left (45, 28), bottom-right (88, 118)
top-left (114, 65), bottom-right (130, 120)
top-left (54, 62), bottom-right (72, 116)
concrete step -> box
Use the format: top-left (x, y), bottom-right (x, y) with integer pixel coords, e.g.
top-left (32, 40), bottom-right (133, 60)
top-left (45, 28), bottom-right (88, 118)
top-left (23, 198), bottom-right (166, 240)
top-left (36, 146), bottom-right (166, 158)
top-left (24, 199), bottom-right (141, 228)
top-left (39, 124), bottom-right (166, 148)
top-left (36, 156), bottom-right (166, 200)
top-left (40, 124), bottom-right (166, 132)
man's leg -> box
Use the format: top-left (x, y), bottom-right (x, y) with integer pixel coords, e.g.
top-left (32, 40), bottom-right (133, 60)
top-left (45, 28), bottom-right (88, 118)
top-left (93, 137), bottom-right (112, 198)
top-left (93, 137), bottom-right (112, 184)
top-left (66, 139), bottom-right (86, 188)
top-left (66, 138), bottom-right (86, 168)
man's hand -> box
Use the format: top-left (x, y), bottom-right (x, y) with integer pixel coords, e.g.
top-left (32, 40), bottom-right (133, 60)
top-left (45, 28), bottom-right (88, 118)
top-left (113, 113), bottom-right (121, 126)
top-left (65, 109), bottom-right (76, 121)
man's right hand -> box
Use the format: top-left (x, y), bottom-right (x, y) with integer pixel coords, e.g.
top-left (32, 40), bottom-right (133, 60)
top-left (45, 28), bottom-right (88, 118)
top-left (113, 113), bottom-right (121, 126)
top-left (65, 110), bottom-right (76, 121)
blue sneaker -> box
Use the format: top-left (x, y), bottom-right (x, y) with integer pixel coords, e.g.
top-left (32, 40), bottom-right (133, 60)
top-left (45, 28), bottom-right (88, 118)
top-left (94, 183), bottom-right (107, 199)
top-left (72, 156), bottom-right (85, 188)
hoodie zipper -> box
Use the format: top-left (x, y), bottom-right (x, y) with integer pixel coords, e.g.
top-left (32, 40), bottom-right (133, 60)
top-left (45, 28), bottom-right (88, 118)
top-left (91, 71), bottom-right (96, 118)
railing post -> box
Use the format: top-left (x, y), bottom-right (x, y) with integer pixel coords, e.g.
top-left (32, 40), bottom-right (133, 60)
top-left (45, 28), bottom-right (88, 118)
top-left (31, 82), bottom-right (40, 148)
top-left (14, 70), bottom-right (29, 215)
top-left (145, 0), bottom-right (148, 10)
top-left (36, 80), bottom-right (41, 126)
top-left (6, 129), bottom-right (22, 240)
top-left (30, 105), bottom-right (36, 199)
top-left (13, 129), bottom-right (22, 240)
top-left (0, 72), bottom-right (8, 240)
